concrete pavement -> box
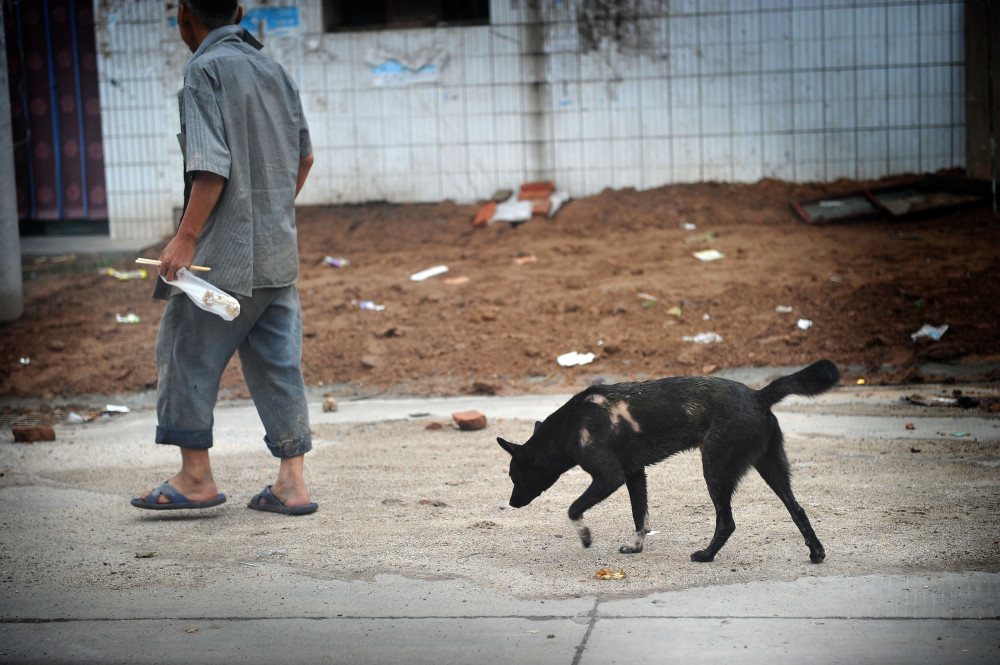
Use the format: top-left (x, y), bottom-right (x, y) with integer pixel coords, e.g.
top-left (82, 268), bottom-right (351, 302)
top-left (1, 379), bottom-right (998, 664)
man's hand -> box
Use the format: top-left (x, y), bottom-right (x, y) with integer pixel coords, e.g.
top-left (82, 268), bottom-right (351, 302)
top-left (158, 231), bottom-right (198, 282)
top-left (159, 171), bottom-right (226, 281)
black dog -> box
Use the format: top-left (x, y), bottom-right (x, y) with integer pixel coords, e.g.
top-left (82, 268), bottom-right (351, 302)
top-left (497, 360), bottom-right (840, 563)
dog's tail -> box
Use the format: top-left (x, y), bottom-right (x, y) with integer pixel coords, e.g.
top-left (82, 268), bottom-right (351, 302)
top-left (756, 359), bottom-right (840, 408)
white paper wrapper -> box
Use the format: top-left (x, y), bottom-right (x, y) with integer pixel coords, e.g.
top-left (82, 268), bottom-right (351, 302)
top-left (162, 268), bottom-right (240, 321)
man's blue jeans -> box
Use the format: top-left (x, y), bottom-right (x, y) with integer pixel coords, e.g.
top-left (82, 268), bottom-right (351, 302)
top-left (154, 284), bottom-right (312, 459)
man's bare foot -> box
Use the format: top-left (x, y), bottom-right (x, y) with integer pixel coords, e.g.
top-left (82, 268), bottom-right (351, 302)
top-left (262, 478), bottom-right (311, 508)
top-left (138, 473), bottom-right (220, 505)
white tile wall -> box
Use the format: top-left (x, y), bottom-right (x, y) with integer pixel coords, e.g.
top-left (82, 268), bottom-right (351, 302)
top-left (95, 0), bottom-right (967, 241)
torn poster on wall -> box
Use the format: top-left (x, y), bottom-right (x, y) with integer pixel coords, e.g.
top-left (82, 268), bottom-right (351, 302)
top-left (366, 47), bottom-right (448, 86)
top-left (241, 7), bottom-right (300, 37)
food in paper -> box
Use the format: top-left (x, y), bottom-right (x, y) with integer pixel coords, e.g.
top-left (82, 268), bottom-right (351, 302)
top-left (202, 289), bottom-right (240, 318)
top-left (162, 268), bottom-right (240, 321)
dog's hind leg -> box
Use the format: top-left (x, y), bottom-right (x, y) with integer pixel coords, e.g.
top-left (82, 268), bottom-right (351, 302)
top-left (754, 447), bottom-right (825, 563)
top-left (691, 471), bottom-right (738, 563)
top-left (619, 470), bottom-right (651, 554)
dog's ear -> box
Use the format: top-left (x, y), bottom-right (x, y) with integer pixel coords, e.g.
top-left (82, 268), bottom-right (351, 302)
top-left (497, 437), bottom-right (523, 459)
top-left (533, 421), bottom-right (542, 433)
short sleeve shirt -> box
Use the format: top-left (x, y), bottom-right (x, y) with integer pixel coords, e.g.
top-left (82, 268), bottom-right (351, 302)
top-left (173, 26), bottom-right (311, 297)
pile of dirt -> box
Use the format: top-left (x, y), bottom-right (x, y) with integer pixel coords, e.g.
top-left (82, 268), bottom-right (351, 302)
top-left (2, 178), bottom-right (998, 400)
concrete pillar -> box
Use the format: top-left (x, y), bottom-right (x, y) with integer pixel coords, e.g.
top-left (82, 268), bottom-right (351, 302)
top-left (0, 2), bottom-right (25, 322)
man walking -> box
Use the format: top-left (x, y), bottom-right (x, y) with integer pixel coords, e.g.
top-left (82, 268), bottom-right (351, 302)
top-left (132, 0), bottom-right (317, 515)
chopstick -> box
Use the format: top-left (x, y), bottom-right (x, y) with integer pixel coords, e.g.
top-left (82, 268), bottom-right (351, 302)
top-left (136, 258), bottom-right (211, 272)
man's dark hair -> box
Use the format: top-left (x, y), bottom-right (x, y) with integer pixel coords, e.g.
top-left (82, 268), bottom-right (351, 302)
top-left (180, 0), bottom-right (240, 30)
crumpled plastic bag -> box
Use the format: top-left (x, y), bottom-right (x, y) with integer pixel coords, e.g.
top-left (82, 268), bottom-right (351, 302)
top-left (162, 267), bottom-right (240, 321)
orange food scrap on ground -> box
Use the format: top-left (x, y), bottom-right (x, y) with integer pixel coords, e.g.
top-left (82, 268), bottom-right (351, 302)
top-left (594, 568), bottom-right (626, 580)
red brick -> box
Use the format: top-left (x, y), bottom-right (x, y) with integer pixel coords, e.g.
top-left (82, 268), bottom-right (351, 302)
top-left (12, 426), bottom-right (56, 442)
top-left (473, 202), bottom-right (497, 226)
top-left (452, 410), bottom-right (487, 431)
top-left (518, 180), bottom-right (555, 200)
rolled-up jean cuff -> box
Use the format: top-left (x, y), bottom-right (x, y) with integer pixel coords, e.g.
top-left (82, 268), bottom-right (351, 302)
top-left (265, 434), bottom-right (312, 459)
top-left (156, 425), bottom-right (213, 450)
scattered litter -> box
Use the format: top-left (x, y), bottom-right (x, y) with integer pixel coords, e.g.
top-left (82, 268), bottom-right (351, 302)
top-left (904, 394), bottom-right (980, 409)
top-left (162, 268), bottom-right (239, 321)
top-left (684, 232), bottom-right (718, 244)
top-left (238, 562), bottom-right (258, 567)
top-left (257, 549), bottom-right (287, 558)
top-left (906, 423), bottom-right (915, 430)
top-left (476, 182), bottom-right (568, 225)
top-left (19, 357), bottom-right (30, 365)
top-left (105, 268), bottom-right (147, 280)
top-left (797, 319), bottom-right (813, 330)
top-left (910, 324), bottom-right (948, 342)
top-left (594, 568), bottom-right (626, 580)
top-left (557, 351), bottom-right (595, 367)
top-left (513, 255), bottom-right (537, 266)
top-left (776, 305), bottom-right (793, 313)
top-left (492, 196), bottom-right (534, 223)
top-left (323, 256), bottom-right (350, 268)
top-left (66, 412), bottom-right (85, 424)
top-left (106, 405), bottom-right (130, 413)
top-left (135, 551), bottom-right (156, 559)
top-left (116, 312), bottom-right (141, 324)
top-left (355, 300), bottom-right (386, 311)
top-left (693, 249), bottom-right (725, 261)
top-left (683, 332), bottom-right (722, 344)
top-left (547, 191), bottom-right (570, 217)
top-left (679, 222), bottom-right (697, 230)
top-left (948, 431), bottom-right (970, 438)
top-left (322, 397), bottom-right (339, 412)
top-left (647, 530), bottom-right (660, 536)
top-left (857, 379), bottom-right (866, 385)
top-left (637, 293), bottom-right (657, 302)
top-left (444, 276), bottom-right (470, 285)
top-left (666, 306), bottom-right (683, 318)
top-left (702, 313), bottom-right (711, 321)
top-left (186, 628), bottom-right (199, 634)
top-left (410, 265), bottom-right (449, 281)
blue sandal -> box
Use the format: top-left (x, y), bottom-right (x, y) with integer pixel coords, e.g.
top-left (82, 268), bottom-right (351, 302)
top-left (247, 486), bottom-right (318, 515)
top-left (131, 482), bottom-right (227, 510)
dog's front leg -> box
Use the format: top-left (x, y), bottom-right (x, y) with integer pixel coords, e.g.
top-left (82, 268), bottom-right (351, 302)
top-left (619, 470), bottom-right (650, 554)
top-left (567, 473), bottom-right (624, 548)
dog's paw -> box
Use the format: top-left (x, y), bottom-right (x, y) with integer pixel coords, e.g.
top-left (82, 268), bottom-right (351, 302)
top-left (809, 548), bottom-right (826, 564)
top-left (572, 520), bottom-right (592, 548)
top-left (619, 544), bottom-right (643, 554)
top-left (690, 549), bottom-right (715, 563)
